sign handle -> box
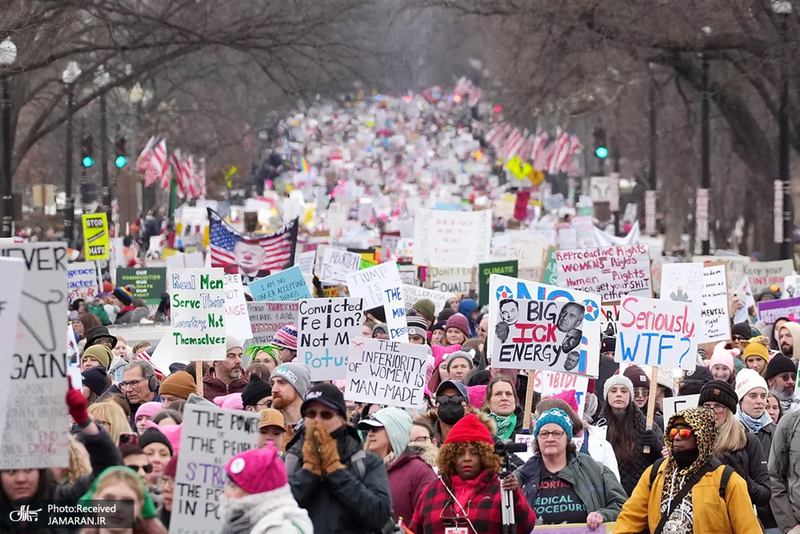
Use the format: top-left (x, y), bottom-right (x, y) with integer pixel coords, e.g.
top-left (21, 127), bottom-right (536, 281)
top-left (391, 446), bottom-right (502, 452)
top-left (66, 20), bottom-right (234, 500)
top-left (469, 267), bottom-right (478, 299)
top-left (522, 370), bottom-right (536, 431)
top-left (643, 366), bottom-right (659, 454)
top-left (195, 361), bottom-right (203, 396)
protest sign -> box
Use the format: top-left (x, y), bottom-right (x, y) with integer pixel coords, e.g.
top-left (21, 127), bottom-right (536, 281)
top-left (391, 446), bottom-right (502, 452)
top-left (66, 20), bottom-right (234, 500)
top-left (67, 261), bottom-right (99, 303)
top-left (168, 268), bottom-right (226, 360)
top-left (381, 282), bottom-right (409, 342)
top-left (429, 267), bottom-right (472, 295)
top-left (615, 295), bottom-right (698, 370)
top-left (491, 231), bottom-right (550, 269)
top-left (81, 213), bottom-right (110, 260)
top-left (0, 259), bottom-right (25, 459)
top-left (555, 245), bottom-right (651, 303)
top-left (660, 263), bottom-right (704, 303)
top-left (345, 337), bottom-right (427, 408)
top-left (785, 275), bottom-right (800, 299)
top-left (398, 264), bottom-right (417, 285)
top-left (182, 233), bottom-right (203, 254)
top-left (693, 255), bottom-right (749, 293)
top-left (380, 233), bottom-right (400, 261)
top-left (116, 268), bottom-right (167, 306)
top-left (700, 263), bottom-right (731, 343)
top-left (346, 261), bottom-right (401, 309)
top-left (246, 301), bottom-right (298, 344)
top-left (478, 260), bottom-right (518, 306)
top-left (488, 275), bottom-right (601, 377)
top-left (171, 404), bottom-right (259, 534)
top-left (402, 284), bottom-right (451, 315)
top-left (663, 395), bottom-right (700, 424)
top-left (0, 243), bottom-right (69, 469)
top-left (733, 275), bottom-right (755, 324)
top-left (540, 247), bottom-right (558, 285)
top-left (223, 273), bottom-right (252, 341)
top-left (412, 208), bottom-right (492, 268)
top-left (298, 297), bottom-right (363, 380)
top-left (744, 259), bottom-right (794, 294)
top-left (319, 247), bottom-right (361, 284)
top-left (248, 266), bottom-right (312, 302)
top-left (297, 250), bottom-right (316, 275)
top-left (534, 371), bottom-right (589, 419)
top-left (758, 297), bottom-right (800, 325)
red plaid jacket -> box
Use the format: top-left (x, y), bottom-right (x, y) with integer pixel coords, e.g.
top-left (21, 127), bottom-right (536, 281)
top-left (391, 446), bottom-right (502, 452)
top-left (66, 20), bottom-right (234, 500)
top-left (408, 470), bottom-right (536, 534)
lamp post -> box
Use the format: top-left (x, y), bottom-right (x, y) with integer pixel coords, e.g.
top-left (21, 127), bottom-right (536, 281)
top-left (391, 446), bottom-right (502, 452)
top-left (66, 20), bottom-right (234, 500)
top-left (62, 61), bottom-right (81, 242)
top-left (129, 83), bottom-right (144, 215)
top-left (95, 67), bottom-right (111, 212)
top-left (774, 0), bottom-right (793, 260)
top-left (0, 38), bottom-right (17, 237)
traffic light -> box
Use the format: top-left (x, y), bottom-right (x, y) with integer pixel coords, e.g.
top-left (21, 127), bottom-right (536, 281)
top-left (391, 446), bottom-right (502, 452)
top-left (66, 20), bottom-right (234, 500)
top-left (81, 135), bottom-right (94, 168)
top-left (115, 135), bottom-right (127, 168)
top-left (593, 127), bottom-right (608, 159)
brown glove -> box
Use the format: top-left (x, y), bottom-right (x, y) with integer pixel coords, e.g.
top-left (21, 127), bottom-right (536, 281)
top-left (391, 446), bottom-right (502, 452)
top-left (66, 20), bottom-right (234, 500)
top-left (315, 425), bottom-right (344, 474)
top-left (302, 421), bottom-right (322, 475)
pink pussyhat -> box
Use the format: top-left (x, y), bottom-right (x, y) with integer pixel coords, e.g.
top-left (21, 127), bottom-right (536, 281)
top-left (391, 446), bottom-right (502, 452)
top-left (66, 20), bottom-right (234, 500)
top-left (550, 389), bottom-right (579, 413)
top-left (467, 385), bottom-right (487, 409)
top-left (214, 392), bottom-right (244, 411)
top-left (145, 420), bottom-right (183, 455)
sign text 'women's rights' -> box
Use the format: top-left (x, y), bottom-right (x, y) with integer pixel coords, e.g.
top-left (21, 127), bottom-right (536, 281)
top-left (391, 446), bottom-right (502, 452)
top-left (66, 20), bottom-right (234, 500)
top-left (298, 297), bottom-right (363, 381)
top-left (615, 295), bottom-right (699, 370)
top-left (169, 268), bottom-right (227, 361)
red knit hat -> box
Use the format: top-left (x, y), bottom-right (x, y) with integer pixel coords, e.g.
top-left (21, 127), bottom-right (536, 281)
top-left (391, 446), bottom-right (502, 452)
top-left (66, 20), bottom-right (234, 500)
top-left (444, 413), bottom-right (493, 445)
top-left (445, 313), bottom-right (471, 339)
top-left (225, 445), bottom-right (287, 495)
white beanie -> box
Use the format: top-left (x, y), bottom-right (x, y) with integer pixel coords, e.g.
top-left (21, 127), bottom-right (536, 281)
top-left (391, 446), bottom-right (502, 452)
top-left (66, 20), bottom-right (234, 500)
top-left (735, 368), bottom-right (769, 401)
top-left (603, 374), bottom-right (634, 401)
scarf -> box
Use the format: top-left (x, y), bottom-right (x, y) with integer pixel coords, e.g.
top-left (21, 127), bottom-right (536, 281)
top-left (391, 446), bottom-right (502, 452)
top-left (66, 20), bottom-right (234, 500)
top-left (489, 412), bottom-right (517, 440)
top-left (450, 474), bottom-right (482, 518)
top-left (383, 451), bottom-right (397, 468)
top-left (738, 410), bottom-right (772, 433)
top-left (220, 485), bottom-right (313, 534)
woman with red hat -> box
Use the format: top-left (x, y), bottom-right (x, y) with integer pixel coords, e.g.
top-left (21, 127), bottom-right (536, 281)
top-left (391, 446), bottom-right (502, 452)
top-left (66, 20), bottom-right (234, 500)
top-left (408, 413), bottom-right (535, 534)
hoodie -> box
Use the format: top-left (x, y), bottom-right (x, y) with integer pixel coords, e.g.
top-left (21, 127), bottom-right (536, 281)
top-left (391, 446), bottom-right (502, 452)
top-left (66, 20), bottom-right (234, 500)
top-left (778, 321), bottom-right (800, 361)
top-left (457, 299), bottom-right (478, 337)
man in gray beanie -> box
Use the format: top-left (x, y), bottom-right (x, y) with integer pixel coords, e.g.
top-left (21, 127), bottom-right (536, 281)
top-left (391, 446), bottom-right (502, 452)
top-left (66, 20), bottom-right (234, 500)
top-left (270, 363), bottom-right (311, 432)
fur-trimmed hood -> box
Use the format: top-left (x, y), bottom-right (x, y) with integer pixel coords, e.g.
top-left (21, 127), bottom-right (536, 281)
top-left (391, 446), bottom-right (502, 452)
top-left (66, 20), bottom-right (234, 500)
top-left (407, 441), bottom-right (439, 468)
top-left (417, 406), bottom-right (497, 441)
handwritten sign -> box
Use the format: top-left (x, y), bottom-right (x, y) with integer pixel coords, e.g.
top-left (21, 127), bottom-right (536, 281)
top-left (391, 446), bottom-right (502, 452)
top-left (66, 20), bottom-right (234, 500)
top-left (298, 297), bottom-right (363, 381)
top-left (82, 213), bottom-right (110, 260)
top-left (67, 261), bottom-right (99, 303)
top-left (758, 297), bottom-right (800, 325)
top-left (346, 262), bottom-right (401, 309)
top-left (247, 301), bottom-right (298, 344)
top-left (744, 259), bottom-right (794, 294)
top-left (381, 282), bottom-right (409, 342)
top-left (413, 208), bottom-right (492, 268)
top-left (615, 295), bottom-right (698, 370)
top-left (429, 267), bottom-right (472, 295)
top-left (223, 274), bottom-right (252, 341)
top-left (540, 247), bottom-right (558, 285)
top-left (248, 266), bottom-right (311, 302)
top-left (319, 247), bottom-right (361, 285)
top-left (116, 267), bottom-right (167, 305)
top-left (168, 268), bottom-right (226, 361)
top-left (662, 394), bottom-right (700, 423)
top-left (660, 263), bottom-right (704, 303)
top-left (402, 284), bottom-right (452, 316)
top-left (0, 244), bottom-right (68, 468)
top-left (535, 371), bottom-right (588, 419)
top-left (297, 251), bottom-right (316, 275)
top-left (700, 263), bottom-right (731, 343)
top-left (478, 260), bottom-right (518, 306)
top-left (491, 231), bottom-right (550, 269)
top-left (555, 245), bottom-right (651, 303)
top-left (398, 264), bottom-right (417, 285)
top-left (0, 259), bottom-right (25, 459)
top-left (171, 404), bottom-right (259, 534)
top-left (345, 337), bottom-right (427, 409)
top-left (784, 275), bottom-right (800, 299)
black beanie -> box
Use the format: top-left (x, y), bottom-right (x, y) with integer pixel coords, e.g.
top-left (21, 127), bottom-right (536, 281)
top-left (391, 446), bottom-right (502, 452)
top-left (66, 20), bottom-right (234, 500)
top-left (765, 354), bottom-right (797, 380)
top-left (81, 366), bottom-right (108, 397)
top-left (731, 322), bottom-right (754, 340)
top-left (138, 428), bottom-right (173, 455)
top-left (699, 380), bottom-right (738, 414)
top-left (241, 374), bottom-right (272, 408)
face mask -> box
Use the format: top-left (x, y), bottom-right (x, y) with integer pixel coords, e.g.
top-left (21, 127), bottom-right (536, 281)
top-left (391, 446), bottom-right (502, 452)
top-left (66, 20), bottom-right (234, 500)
top-left (438, 403), bottom-right (465, 425)
top-left (672, 447), bottom-right (699, 468)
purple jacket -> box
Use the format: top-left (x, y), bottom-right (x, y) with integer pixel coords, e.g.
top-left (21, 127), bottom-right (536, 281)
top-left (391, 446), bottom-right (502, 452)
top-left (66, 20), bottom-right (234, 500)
top-left (387, 444), bottom-right (438, 525)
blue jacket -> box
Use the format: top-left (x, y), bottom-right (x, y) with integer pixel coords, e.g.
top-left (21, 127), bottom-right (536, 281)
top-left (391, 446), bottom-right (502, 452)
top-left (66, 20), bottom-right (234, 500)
top-left (458, 299), bottom-right (478, 337)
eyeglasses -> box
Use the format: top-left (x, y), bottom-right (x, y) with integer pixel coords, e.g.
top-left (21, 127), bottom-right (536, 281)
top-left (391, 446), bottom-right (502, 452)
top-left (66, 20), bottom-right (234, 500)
top-left (703, 403), bottom-right (726, 414)
top-left (732, 335), bottom-right (746, 342)
top-left (537, 430), bottom-right (565, 440)
top-left (159, 476), bottom-right (174, 489)
top-left (127, 464), bottom-right (153, 474)
top-left (633, 388), bottom-right (650, 398)
top-left (669, 427), bottom-right (693, 440)
top-left (305, 409), bottom-right (335, 420)
top-left (119, 378), bottom-right (147, 390)
top-left (437, 395), bottom-right (465, 405)
top-left (777, 373), bottom-right (796, 383)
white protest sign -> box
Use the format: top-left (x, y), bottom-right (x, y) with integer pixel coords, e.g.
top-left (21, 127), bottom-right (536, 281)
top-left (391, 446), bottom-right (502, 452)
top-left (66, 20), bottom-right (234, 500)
top-left (298, 297), bottom-right (363, 380)
top-left (744, 259), bottom-right (794, 295)
top-left (402, 284), bottom-right (452, 316)
top-left (701, 263), bottom-right (731, 343)
top-left (345, 337), bottom-right (427, 408)
top-left (381, 282), bottom-right (409, 342)
top-left (785, 275), bottom-right (800, 299)
top-left (319, 247), bottom-right (361, 285)
top-left (346, 261), bottom-right (401, 309)
top-left (398, 264), bottom-right (417, 285)
top-left (615, 295), bottom-right (698, 370)
top-left (0, 244), bottom-right (69, 469)
top-left (733, 275), bottom-right (755, 324)
top-left (247, 301), bottom-right (299, 344)
top-left (555, 245), bottom-right (651, 303)
top-left (660, 263), bottom-right (704, 303)
top-left (223, 273), bottom-right (252, 341)
top-left (490, 231), bottom-right (550, 269)
top-left (413, 208), bottom-right (492, 268)
top-left (297, 251), bottom-right (316, 275)
top-left (429, 267), bottom-right (472, 295)
top-left (488, 274), bottom-right (601, 377)
top-left (0, 259), bottom-right (25, 456)
top-left (662, 395), bottom-right (700, 424)
top-left (168, 268), bottom-right (227, 361)
top-left (534, 371), bottom-right (589, 419)
top-left (171, 404), bottom-right (260, 534)
top-left (67, 262), bottom-right (99, 303)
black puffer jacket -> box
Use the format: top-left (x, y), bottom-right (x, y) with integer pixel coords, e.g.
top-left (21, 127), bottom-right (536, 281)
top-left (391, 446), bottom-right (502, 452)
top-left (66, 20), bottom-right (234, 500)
top-left (718, 429), bottom-right (772, 528)
top-left (746, 422), bottom-right (777, 528)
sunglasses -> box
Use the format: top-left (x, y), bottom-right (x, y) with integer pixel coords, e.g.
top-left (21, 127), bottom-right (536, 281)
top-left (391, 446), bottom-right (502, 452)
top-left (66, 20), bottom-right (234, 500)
top-left (633, 388), bottom-right (650, 398)
top-left (127, 464), bottom-right (153, 474)
top-left (305, 409), bottom-right (335, 420)
top-left (669, 427), bottom-right (693, 440)
top-left (437, 395), bottom-right (465, 405)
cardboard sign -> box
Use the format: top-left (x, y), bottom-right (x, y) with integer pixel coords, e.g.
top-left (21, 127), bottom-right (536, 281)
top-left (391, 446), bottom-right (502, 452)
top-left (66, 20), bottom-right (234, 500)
top-left (429, 267), bottom-right (472, 295)
top-left (82, 213), bottom-right (110, 260)
top-left (345, 337), bottom-right (427, 408)
top-left (534, 371), bottom-right (588, 419)
top-left (248, 266), bottom-right (312, 302)
top-left (662, 394), bottom-right (700, 424)
top-left (478, 260), bottom-right (518, 306)
top-left (381, 282), bottom-right (409, 342)
top-left (67, 261), bottom-right (99, 303)
top-left (319, 247), bottom-right (361, 285)
top-left (171, 404), bottom-right (260, 534)
top-left (346, 261), bottom-right (401, 309)
top-left (402, 284), bottom-right (452, 315)
top-left (0, 243), bottom-right (69, 469)
top-left (247, 301), bottom-right (298, 344)
top-left (701, 263), bottom-right (731, 343)
top-left (223, 274), bottom-right (252, 341)
top-left (116, 268), bottom-right (167, 306)
top-left (412, 208), bottom-right (492, 268)
top-left (744, 259), bottom-right (794, 295)
top-left (758, 297), bottom-right (800, 325)
top-left (615, 295), bottom-right (698, 370)
top-left (168, 268), bottom-right (227, 361)
top-left (555, 245), bottom-right (651, 303)
top-left (298, 297), bottom-right (363, 380)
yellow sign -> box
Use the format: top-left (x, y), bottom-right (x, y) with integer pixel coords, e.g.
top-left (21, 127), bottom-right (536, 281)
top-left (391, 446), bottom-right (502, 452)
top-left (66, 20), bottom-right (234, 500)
top-left (82, 213), bottom-right (110, 260)
top-left (505, 157), bottom-right (533, 180)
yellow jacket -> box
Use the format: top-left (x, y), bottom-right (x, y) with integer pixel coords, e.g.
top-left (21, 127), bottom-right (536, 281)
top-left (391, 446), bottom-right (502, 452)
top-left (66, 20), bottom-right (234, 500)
top-left (614, 460), bottom-right (762, 534)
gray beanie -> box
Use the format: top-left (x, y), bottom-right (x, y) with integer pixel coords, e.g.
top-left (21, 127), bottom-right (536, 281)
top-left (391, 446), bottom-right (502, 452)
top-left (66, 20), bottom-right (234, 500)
top-left (446, 351), bottom-right (474, 372)
top-left (271, 363), bottom-right (311, 398)
top-left (603, 374), bottom-right (634, 402)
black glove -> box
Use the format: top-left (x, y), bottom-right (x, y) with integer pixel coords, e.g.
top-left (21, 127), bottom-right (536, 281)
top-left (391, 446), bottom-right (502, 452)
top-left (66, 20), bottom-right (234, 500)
top-left (642, 429), bottom-right (660, 450)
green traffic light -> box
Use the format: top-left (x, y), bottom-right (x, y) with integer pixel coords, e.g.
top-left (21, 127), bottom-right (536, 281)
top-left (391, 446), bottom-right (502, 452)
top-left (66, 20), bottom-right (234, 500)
top-left (115, 155), bottom-right (127, 168)
top-left (595, 146), bottom-right (609, 159)
top-left (82, 156), bottom-right (94, 168)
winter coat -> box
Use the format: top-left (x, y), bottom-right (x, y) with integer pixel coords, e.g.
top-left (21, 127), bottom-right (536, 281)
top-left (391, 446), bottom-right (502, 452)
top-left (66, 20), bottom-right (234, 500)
top-left (116, 305), bottom-right (149, 324)
top-left (387, 443), bottom-right (438, 525)
top-left (744, 423), bottom-right (778, 528)
top-left (285, 424), bottom-right (393, 534)
top-left (409, 470), bottom-right (535, 534)
top-left (718, 431), bottom-right (771, 507)
top-left (573, 425), bottom-right (621, 482)
top-left (514, 451), bottom-right (627, 523)
top-left (219, 485), bottom-right (313, 534)
top-left (202, 368), bottom-right (247, 402)
top-left (96, 384), bottom-right (160, 430)
top-left (769, 408), bottom-right (800, 532)
top-left (751, 421), bottom-right (776, 461)
top-left (614, 457), bottom-right (762, 533)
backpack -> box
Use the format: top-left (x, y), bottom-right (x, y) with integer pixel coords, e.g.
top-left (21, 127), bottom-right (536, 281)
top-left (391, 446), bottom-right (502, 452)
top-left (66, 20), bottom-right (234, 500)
top-left (648, 456), bottom-right (734, 499)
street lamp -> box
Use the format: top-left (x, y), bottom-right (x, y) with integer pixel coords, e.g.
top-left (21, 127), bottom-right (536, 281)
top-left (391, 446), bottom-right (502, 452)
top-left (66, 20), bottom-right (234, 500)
top-left (62, 60), bottom-right (81, 242)
top-left (94, 66), bottom-right (111, 211)
top-left (0, 38), bottom-right (17, 238)
top-left (774, 0), bottom-right (793, 260)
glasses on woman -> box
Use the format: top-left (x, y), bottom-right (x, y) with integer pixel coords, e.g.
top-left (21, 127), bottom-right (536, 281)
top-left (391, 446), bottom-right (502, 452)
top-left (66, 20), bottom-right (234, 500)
top-left (703, 402), bottom-right (726, 414)
top-left (537, 430), bottom-right (565, 440)
top-left (127, 463), bottom-right (153, 474)
top-left (669, 427), bottom-right (693, 440)
top-left (159, 476), bottom-right (175, 490)
top-left (633, 388), bottom-right (649, 398)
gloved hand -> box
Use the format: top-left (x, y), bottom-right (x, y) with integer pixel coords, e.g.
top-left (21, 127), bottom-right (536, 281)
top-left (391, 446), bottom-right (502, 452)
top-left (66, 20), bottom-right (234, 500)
top-left (302, 422), bottom-right (322, 475)
top-left (315, 426), bottom-right (344, 475)
top-left (66, 388), bottom-right (89, 425)
top-left (642, 429), bottom-right (660, 450)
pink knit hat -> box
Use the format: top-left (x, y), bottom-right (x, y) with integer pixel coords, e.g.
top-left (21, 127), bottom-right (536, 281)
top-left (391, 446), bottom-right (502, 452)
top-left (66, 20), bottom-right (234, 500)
top-left (550, 389), bottom-right (579, 413)
top-left (445, 313), bottom-right (471, 339)
top-left (467, 385), bottom-right (487, 408)
top-left (145, 420), bottom-right (183, 454)
top-left (272, 324), bottom-right (298, 351)
top-left (214, 392), bottom-right (244, 411)
top-left (432, 344), bottom-right (462, 370)
top-left (225, 444), bottom-right (287, 495)
top-left (135, 402), bottom-right (163, 421)
top-left (707, 342), bottom-right (736, 373)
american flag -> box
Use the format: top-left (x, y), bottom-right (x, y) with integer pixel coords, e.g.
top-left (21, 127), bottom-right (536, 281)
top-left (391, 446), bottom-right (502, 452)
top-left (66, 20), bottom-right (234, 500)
top-left (207, 208), bottom-right (298, 274)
